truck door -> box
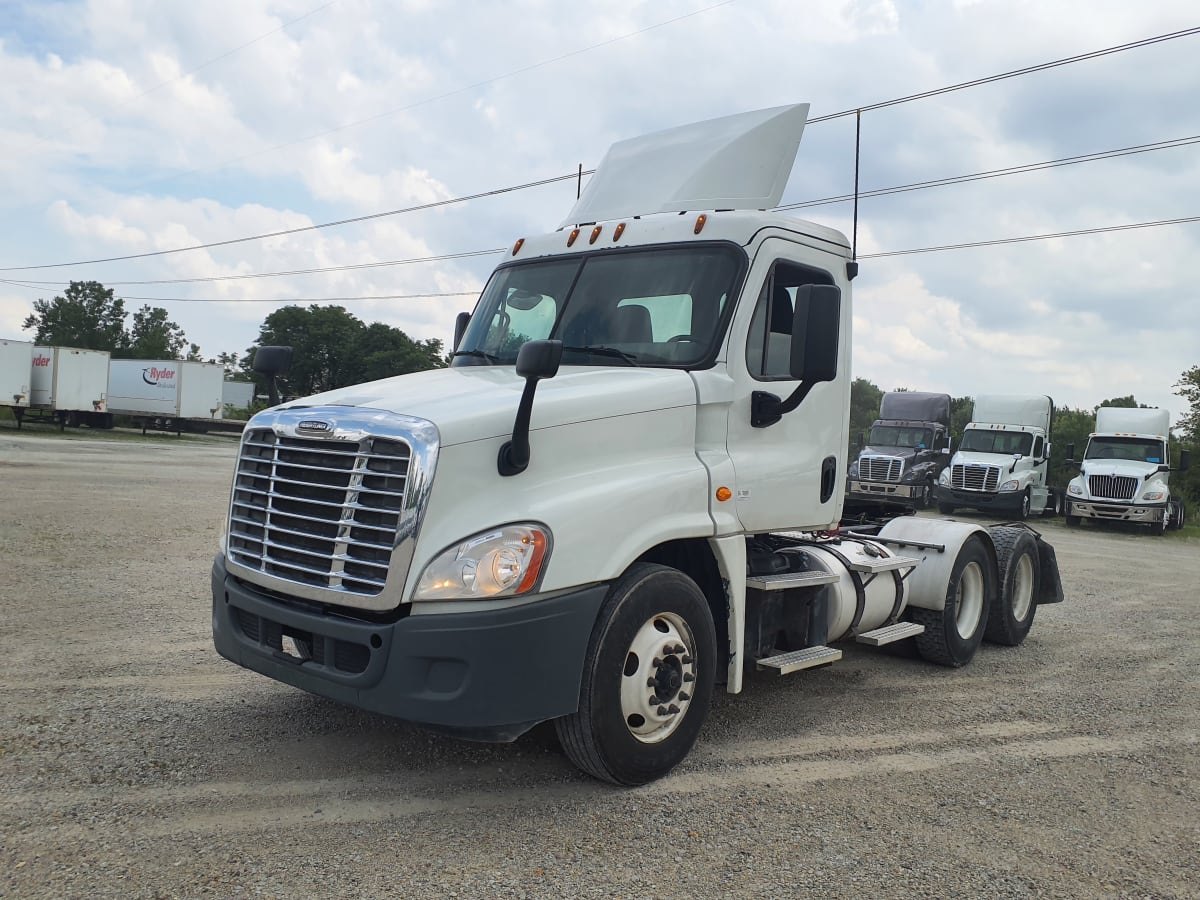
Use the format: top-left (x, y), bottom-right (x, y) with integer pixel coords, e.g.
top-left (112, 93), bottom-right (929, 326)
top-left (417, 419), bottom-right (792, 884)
top-left (721, 238), bottom-right (850, 532)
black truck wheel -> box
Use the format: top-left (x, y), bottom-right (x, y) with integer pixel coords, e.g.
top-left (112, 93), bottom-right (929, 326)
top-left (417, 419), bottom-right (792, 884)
top-left (937, 502), bottom-right (956, 515)
top-left (984, 527), bottom-right (1040, 646)
top-left (908, 535), bottom-right (994, 668)
top-left (914, 481), bottom-right (933, 510)
top-left (555, 563), bottom-right (716, 786)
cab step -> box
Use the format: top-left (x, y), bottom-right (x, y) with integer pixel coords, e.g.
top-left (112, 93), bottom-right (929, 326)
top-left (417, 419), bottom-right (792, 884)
top-left (746, 570), bottom-right (840, 591)
top-left (845, 554), bottom-right (922, 574)
top-left (855, 621), bottom-right (925, 646)
top-left (756, 645), bottom-right (842, 675)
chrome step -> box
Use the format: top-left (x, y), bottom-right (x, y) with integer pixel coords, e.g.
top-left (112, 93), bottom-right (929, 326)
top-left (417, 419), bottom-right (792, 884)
top-left (855, 621), bottom-right (925, 646)
top-left (756, 645), bottom-right (842, 675)
top-left (846, 554), bottom-right (922, 574)
top-left (746, 570), bottom-right (839, 591)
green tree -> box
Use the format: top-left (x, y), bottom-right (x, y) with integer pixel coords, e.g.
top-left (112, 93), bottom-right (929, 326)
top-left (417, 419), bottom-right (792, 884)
top-left (1049, 406), bottom-right (1096, 486)
top-left (1173, 366), bottom-right (1200, 444)
top-left (121, 305), bottom-right (188, 359)
top-left (949, 396), bottom-right (974, 447)
top-left (1095, 395), bottom-right (1148, 410)
top-left (22, 281), bottom-right (128, 350)
top-left (1172, 365), bottom-right (1200, 519)
top-left (847, 377), bottom-right (884, 453)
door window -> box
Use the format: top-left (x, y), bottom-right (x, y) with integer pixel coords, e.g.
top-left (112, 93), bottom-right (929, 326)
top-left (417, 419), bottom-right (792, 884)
top-left (745, 261), bottom-right (834, 380)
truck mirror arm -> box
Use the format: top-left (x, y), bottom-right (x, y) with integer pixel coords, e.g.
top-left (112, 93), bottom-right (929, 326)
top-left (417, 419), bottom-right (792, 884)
top-left (497, 340), bottom-right (563, 476)
top-left (750, 382), bottom-right (817, 429)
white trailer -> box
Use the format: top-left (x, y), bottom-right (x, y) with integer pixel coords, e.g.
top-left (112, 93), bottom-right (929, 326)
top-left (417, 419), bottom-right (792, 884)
top-left (1065, 406), bottom-right (1190, 533)
top-left (108, 359), bottom-right (225, 430)
top-left (210, 103), bottom-right (1067, 785)
top-left (20, 346), bottom-right (114, 429)
top-left (222, 380), bottom-right (256, 413)
top-left (1, 339), bottom-right (34, 409)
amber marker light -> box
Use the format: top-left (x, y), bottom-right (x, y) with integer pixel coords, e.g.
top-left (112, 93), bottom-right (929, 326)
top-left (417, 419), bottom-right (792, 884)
top-left (516, 530), bottom-right (549, 594)
top-left (694, 214), bottom-right (707, 234)
top-left (567, 228), bottom-right (580, 247)
top-left (716, 486), bottom-right (732, 502)
top-left (612, 222), bottom-right (626, 241)
top-left (589, 225), bottom-right (603, 244)
top-left (512, 238), bottom-right (525, 255)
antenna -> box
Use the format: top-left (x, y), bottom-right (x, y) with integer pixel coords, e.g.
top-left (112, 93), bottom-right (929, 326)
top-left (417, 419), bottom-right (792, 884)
top-left (852, 109), bottom-right (861, 262)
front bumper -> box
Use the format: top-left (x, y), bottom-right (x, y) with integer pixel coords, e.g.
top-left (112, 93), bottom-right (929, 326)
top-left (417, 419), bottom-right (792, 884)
top-left (847, 479), bottom-right (922, 501)
top-left (211, 554), bottom-right (606, 742)
top-left (1066, 499), bottom-right (1167, 524)
top-left (932, 485), bottom-right (1026, 514)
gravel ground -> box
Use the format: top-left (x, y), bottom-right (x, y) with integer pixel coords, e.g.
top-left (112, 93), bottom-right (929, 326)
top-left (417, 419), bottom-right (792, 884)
top-left (2, 430), bottom-right (1198, 899)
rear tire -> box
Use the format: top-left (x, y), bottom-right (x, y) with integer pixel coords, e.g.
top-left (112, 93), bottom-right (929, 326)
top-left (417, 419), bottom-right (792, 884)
top-left (984, 528), bottom-right (1040, 646)
top-left (908, 535), bottom-right (993, 667)
top-left (555, 563), bottom-right (716, 785)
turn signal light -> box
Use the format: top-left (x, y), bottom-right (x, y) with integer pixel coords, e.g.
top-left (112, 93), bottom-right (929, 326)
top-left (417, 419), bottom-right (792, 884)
top-left (589, 225), bottom-right (603, 244)
top-left (694, 214), bottom-right (707, 234)
top-left (613, 222), bottom-right (626, 241)
top-left (716, 486), bottom-right (732, 502)
top-left (511, 238), bottom-right (525, 256)
top-left (567, 228), bottom-right (580, 247)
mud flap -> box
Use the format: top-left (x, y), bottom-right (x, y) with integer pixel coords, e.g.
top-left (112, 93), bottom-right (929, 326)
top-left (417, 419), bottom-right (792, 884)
top-left (1034, 538), bottom-right (1065, 604)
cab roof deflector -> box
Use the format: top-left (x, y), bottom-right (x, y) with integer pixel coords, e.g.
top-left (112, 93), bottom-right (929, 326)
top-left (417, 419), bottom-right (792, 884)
top-left (560, 103), bottom-right (810, 229)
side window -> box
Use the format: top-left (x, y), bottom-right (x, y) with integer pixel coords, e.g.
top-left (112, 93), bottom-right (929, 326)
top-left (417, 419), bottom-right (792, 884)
top-left (746, 261), bottom-right (834, 380)
top-left (1033, 435), bottom-right (1044, 458)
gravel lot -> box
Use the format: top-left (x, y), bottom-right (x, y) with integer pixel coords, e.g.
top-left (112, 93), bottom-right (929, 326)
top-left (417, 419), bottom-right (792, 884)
top-left (2, 430), bottom-right (1198, 899)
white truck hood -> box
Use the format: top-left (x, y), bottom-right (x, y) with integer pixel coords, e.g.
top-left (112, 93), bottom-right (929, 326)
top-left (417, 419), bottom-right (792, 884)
top-left (951, 451), bottom-right (1019, 469)
top-left (278, 365), bottom-right (698, 447)
top-left (1080, 459), bottom-right (1163, 480)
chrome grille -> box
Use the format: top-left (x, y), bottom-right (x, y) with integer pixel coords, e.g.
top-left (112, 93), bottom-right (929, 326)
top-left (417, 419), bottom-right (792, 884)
top-left (1089, 474), bottom-right (1138, 501)
top-left (227, 428), bottom-right (410, 595)
top-left (951, 463), bottom-right (1000, 492)
top-left (861, 456), bottom-right (903, 482)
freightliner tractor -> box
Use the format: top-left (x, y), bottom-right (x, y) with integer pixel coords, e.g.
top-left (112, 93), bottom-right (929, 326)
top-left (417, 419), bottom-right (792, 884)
top-left (934, 394), bottom-right (1062, 520)
top-left (846, 391), bottom-right (952, 512)
top-left (211, 104), bottom-right (1065, 785)
top-left (1064, 406), bottom-right (1189, 533)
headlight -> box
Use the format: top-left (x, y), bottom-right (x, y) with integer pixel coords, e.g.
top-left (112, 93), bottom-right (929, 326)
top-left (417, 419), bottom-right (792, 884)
top-left (848, 461), bottom-right (859, 478)
top-left (414, 523), bottom-right (551, 601)
top-left (999, 480), bottom-right (1019, 492)
top-left (1142, 490), bottom-right (1165, 501)
top-left (1068, 482), bottom-right (1084, 496)
top-left (938, 468), bottom-right (950, 485)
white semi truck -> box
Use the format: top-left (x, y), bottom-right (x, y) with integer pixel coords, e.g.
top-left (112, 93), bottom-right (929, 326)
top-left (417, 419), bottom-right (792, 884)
top-left (1065, 406), bottom-right (1189, 533)
top-left (211, 105), bottom-right (1065, 784)
top-left (934, 394), bottom-right (1061, 520)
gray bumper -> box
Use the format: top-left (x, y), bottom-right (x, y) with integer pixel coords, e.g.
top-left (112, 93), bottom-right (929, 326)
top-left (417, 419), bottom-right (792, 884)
top-left (847, 479), bottom-right (921, 500)
top-left (1067, 499), bottom-right (1167, 524)
top-left (212, 554), bottom-right (606, 741)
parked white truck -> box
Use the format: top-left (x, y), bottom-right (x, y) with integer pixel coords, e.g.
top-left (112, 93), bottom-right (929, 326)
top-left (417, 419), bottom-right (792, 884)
top-left (934, 394), bottom-right (1060, 520)
top-left (22, 346), bottom-right (113, 429)
top-left (1, 338), bottom-right (34, 409)
top-left (846, 391), bottom-right (952, 511)
top-left (1064, 406), bottom-right (1189, 533)
top-left (211, 105), bottom-right (1065, 784)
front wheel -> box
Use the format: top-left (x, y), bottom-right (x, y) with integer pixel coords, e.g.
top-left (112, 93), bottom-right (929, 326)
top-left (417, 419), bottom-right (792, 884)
top-left (1017, 488), bottom-right (1032, 521)
top-left (555, 563), bottom-right (717, 785)
top-left (908, 535), bottom-right (994, 667)
top-left (937, 501), bottom-right (956, 515)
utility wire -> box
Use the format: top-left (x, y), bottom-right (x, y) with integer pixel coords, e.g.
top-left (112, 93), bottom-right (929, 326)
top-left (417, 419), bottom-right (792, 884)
top-left (0, 279), bottom-right (477, 303)
top-left (133, 1), bottom-right (337, 99)
top-left (5, 23), bottom-right (1195, 272)
top-left (807, 25), bottom-right (1200, 124)
top-left (859, 215), bottom-right (1200, 259)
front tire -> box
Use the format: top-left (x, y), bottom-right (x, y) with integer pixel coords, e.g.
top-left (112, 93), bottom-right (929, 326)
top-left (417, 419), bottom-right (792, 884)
top-left (555, 563), bottom-right (717, 785)
top-left (937, 501), bottom-right (956, 515)
top-left (1017, 488), bottom-right (1032, 521)
top-left (984, 527), bottom-right (1040, 646)
top-left (908, 535), bottom-right (994, 667)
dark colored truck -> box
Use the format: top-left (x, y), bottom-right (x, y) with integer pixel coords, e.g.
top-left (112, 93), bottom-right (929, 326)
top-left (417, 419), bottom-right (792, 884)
top-left (846, 391), bottom-right (952, 511)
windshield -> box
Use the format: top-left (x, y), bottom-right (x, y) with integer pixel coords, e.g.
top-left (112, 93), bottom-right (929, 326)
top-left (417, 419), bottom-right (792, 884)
top-left (868, 425), bottom-right (932, 448)
top-left (959, 428), bottom-right (1033, 455)
top-left (452, 245), bottom-right (743, 368)
top-left (1085, 436), bottom-right (1165, 464)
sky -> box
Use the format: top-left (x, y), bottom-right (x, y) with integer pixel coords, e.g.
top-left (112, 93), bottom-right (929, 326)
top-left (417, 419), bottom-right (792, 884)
top-left (1, 0), bottom-right (1198, 422)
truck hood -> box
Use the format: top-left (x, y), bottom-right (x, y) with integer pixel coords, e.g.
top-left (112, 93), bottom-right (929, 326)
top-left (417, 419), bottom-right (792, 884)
top-left (277, 365), bottom-right (698, 447)
top-left (1080, 460), bottom-right (1164, 480)
top-left (950, 451), bottom-right (1022, 469)
top-left (860, 445), bottom-right (921, 461)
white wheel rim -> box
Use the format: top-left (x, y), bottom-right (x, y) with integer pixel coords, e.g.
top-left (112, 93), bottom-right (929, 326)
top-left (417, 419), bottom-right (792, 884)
top-left (955, 561), bottom-right (985, 639)
top-left (619, 612), bottom-right (698, 745)
top-left (1011, 553), bottom-right (1034, 621)
top-left (1022, 494), bottom-right (1030, 517)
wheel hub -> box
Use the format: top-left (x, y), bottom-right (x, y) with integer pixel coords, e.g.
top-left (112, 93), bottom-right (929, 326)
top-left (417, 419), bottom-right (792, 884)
top-left (620, 614), bottom-right (698, 744)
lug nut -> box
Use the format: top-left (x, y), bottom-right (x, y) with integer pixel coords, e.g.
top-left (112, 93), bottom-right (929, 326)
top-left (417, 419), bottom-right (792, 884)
top-left (668, 704), bottom-right (680, 714)
top-left (652, 657), bottom-right (663, 667)
top-left (647, 677), bottom-right (657, 687)
top-left (682, 656), bottom-right (693, 665)
top-left (679, 692), bottom-right (690, 701)
top-left (674, 643), bottom-right (687, 654)
top-left (683, 673), bottom-right (695, 683)
top-left (657, 705), bottom-right (668, 716)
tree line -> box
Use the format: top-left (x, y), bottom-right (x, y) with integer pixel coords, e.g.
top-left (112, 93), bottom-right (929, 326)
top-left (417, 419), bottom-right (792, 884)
top-left (21, 281), bottom-right (447, 402)
top-left (849, 373), bottom-right (1200, 517)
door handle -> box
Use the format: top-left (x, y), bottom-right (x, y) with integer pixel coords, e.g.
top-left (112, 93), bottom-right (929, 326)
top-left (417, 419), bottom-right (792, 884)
top-left (820, 456), bottom-right (837, 503)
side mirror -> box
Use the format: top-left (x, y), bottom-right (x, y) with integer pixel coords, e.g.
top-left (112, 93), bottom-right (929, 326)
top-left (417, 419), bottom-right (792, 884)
top-left (453, 312), bottom-right (471, 352)
top-left (1179, 449), bottom-right (1191, 472)
top-left (941, 446), bottom-right (950, 455)
top-left (789, 284), bottom-right (841, 382)
top-left (252, 345), bottom-right (293, 407)
top-left (497, 340), bottom-right (563, 476)
top-left (1065, 443), bottom-right (1075, 463)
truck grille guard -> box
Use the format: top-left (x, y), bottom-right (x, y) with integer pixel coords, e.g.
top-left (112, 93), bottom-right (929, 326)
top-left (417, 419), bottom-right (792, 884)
top-left (860, 455), bottom-right (903, 482)
top-left (224, 407), bottom-right (439, 612)
top-left (1087, 474), bottom-right (1139, 502)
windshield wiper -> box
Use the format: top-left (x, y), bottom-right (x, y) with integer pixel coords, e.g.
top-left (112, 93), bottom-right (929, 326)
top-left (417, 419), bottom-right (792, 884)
top-left (560, 345), bottom-right (639, 366)
top-left (450, 349), bottom-right (500, 363)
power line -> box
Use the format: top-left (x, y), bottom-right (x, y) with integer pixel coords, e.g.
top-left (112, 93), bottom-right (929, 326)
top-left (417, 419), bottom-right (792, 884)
top-left (859, 215), bottom-right (1200, 259)
top-left (133, 1), bottom-right (337, 99)
top-left (130, 0), bottom-right (737, 190)
top-left (776, 134), bottom-right (1200, 211)
top-left (807, 25), bottom-right (1200, 124)
top-left (0, 280), bottom-right (478, 303)
top-left (0, 174), bottom-right (582, 272)
top-left (5, 23), bottom-right (1195, 273)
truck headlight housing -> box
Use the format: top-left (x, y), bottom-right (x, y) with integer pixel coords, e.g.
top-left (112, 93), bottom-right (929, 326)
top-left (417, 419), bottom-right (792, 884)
top-left (414, 524), bottom-right (551, 601)
top-left (1141, 490), bottom-right (1165, 501)
top-left (999, 480), bottom-right (1019, 492)
top-left (1068, 483), bottom-right (1084, 496)
top-left (938, 468), bottom-right (950, 485)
